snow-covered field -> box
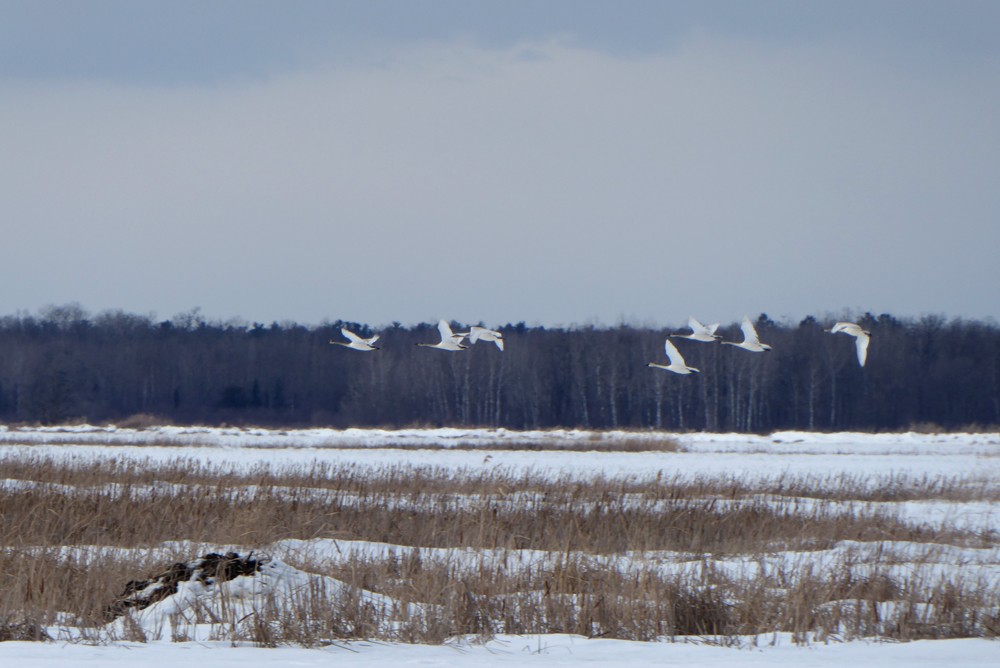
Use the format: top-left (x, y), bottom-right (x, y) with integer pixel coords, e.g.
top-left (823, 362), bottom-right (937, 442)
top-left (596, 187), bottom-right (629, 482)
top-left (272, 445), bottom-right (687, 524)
top-left (2, 424), bottom-right (997, 482)
top-left (1, 426), bottom-right (997, 666)
top-left (1, 633), bottom-right (996, 667)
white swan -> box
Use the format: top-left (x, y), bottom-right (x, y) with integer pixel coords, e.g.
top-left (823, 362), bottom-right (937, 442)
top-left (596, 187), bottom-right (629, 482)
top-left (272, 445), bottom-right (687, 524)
top-left (828, 321), bottom-right (871, 367)
top-left (647, 339), bottom-right (700, 374)
top-left (670, 316), bottom-right (721, 343)
top-left (721, 316), bottom-right (772, 352)
top-left (329, 327), bottom-right (380, 351)
top-left (416, 320), bottom-right (469, 351)
top-left (456, 325), bottom-right (505, 351)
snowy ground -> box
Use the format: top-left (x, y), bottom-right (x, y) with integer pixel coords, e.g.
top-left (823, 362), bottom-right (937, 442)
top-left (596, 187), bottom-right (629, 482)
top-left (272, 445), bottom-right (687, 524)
top-left (2, 425), bottom-right (997, 483)
top-left (1, 426), bottom-right (997, 666)
top-left (1, 634), bottom-right (997, 667)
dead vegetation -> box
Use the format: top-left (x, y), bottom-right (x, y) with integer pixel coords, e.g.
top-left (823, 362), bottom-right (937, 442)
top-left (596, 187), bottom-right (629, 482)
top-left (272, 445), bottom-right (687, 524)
top-left (0, 453), bottom-right (997, 645)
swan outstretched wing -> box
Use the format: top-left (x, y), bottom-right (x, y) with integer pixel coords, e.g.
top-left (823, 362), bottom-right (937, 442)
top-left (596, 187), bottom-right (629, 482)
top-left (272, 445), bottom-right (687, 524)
top-left (740, 316), bottom-right (760, 344)
top-left (439, 320), bottom-right (467, 345)
top-left (688, 317), bottom-right (719, 336)
top-left (664, 339), bottom-right (686, 367)
top-left (437, 320), bottom-right (455, 343)
top-left (365, 334), bottom-right (381, 346)
top-left (341, 328), bottom-right (364, 344)
top-left (855, 332), bottom-right (870, 367)
top-left (830, 321), bottom-right (864, 336)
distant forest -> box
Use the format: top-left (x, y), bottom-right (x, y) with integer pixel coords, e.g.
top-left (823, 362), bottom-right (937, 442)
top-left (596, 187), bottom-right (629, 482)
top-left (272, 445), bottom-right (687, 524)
top-left (0, 304), bottom-right (997, 432)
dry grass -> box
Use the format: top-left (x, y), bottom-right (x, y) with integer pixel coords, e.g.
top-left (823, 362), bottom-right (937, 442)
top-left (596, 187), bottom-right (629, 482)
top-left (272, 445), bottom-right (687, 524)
top-left (305, 552), bottom-right (1000, 643)
top-left (2, 453), bottom-right (997, 502)
top-left (1, 460), bottom-right (986, 552)
top-left (112, 413), bottom-right (174, 429)
top-left (1, 453), bottom-right (997, 645)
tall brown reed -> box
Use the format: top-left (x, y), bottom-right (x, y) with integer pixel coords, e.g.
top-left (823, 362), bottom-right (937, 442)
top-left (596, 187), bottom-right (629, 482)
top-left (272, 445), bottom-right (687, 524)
top-left (1, 453), bottom-right (996, 645)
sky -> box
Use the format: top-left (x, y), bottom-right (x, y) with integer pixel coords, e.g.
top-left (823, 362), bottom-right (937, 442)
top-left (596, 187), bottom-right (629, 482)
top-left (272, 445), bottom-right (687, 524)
top-left (2, 1), bottom-right (999, 329)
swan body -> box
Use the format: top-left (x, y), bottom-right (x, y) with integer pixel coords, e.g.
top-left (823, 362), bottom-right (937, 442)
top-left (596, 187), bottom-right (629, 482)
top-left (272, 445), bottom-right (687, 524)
top-left (828, 321), bottom-right (871, 367)
top-left (456, 325), bottom-right (505, 351)
top-left (721, 316), bottom-right (772, 352)
top-left (670, 316), bottom-right (721, 343)
top-left (417, 320), bottom-right (469, 351)
top-left (648, 339), bottom-right (700, 374)
top-left (329, 327), bottom-right (380, 351)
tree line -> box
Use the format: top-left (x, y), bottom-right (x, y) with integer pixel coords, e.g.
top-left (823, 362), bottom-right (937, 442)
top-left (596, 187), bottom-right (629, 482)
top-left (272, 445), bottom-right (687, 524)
top-left (0, 304), bottom-right (997, 432)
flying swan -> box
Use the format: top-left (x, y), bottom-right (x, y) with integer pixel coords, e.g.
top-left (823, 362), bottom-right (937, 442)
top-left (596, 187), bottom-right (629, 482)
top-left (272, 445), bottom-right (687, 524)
top-left (670, 316), bottom-right (721, 343)
top-left (329, 327), bottom-right (380, 351)
top-left (647, 339), bottom-right (700, 374)
top-left (721, 316), bottom-right (772, 352)
top-left (416, 320), bottom-right (469, 351)
top-left (456, 325), bottom-right (505, 351)
top-left (828, 321), bottom-right (871, 367)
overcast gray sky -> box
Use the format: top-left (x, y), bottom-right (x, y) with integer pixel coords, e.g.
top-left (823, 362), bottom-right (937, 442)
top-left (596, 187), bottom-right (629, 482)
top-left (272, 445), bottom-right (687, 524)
top-left (2, 1), bottom-right (998, 328)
